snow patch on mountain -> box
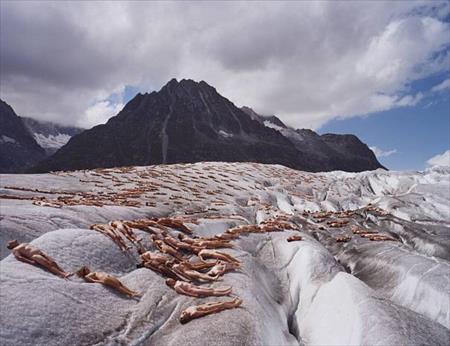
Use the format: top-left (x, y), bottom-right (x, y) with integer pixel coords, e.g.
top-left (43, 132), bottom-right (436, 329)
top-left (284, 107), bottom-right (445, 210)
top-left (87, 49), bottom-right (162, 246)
top-left (0, 135), bottom-right (17, 144)
top-left (263, 121), bottom-right (307, 143)
top-left (427, 150), bottom-right (450, 167)
top-left (21, 117), bottom-right (84, 155)
top-left (263, 120), bottom-right (284, 131)
top-left (33, 133), bottom-right (71, 149)
top-left (219, 130), bottom-right (233, 138)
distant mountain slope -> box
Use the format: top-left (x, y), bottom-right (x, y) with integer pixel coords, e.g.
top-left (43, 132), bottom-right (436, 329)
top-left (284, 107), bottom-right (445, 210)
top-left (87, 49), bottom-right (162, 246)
top-left (241, 106), bottom-right (288, 129)
top-left (0, 100), bottom-right (46, 173)
top-left (241, 106), bottom-right (384, 172)
top-left (31, 79), bottom-right (384, 173)
top-left (21, 117), bottom-right (84, 155)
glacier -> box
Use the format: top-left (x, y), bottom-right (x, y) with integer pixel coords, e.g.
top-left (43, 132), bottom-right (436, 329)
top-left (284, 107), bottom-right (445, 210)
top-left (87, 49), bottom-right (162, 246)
top-left (33, 133), bottom-right (72, 150)
top-left (0, 162), bottom-right (449, 345)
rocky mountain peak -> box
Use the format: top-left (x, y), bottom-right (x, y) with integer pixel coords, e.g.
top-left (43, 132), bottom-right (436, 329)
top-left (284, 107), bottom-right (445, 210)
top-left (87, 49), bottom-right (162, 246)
top-left (27, 78), bottom-right (384, 173)
top-left (160, 78), bottom-right (217, 98)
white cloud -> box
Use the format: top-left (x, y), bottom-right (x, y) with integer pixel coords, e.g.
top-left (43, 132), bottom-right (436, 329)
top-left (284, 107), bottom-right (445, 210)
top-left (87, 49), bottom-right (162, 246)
top-left (0, 1), bottom-right (449, 128)
top-left (80, 100), bottom-right (124, 128)
top-left (427, 150), bottom-right (450, 167)
top-left (431, 78), bottom-right (450, 92)
top-left (370, 146), bottom-right (398, 158)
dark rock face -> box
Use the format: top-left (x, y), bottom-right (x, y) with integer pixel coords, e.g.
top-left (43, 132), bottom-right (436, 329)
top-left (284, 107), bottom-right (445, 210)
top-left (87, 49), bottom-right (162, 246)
top-left (320, 133), bottom-right (383, 171)
top-left (31, 79), bottom-right (384, 173)
top-left (282, 129), bottom-right (385, 172)
top-left (0, 100), bottom-right (46, 173)
top-left (21, 117), bottom-right (84, 155)
top-left (242, 107), bottom-right (384, 172)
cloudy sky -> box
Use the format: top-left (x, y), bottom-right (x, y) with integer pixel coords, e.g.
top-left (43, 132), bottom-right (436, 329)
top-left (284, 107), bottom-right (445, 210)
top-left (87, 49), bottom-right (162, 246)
top-left (1, 1), bottom-right (449, 170)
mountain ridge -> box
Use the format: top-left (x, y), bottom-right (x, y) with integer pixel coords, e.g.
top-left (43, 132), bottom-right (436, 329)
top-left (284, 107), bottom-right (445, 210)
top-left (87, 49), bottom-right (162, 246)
top-left (30, 78), bottom-right (384, 173)
top-left (0, 100), bottom-right (47, 173)
top-left (21, 117), bottom-right (84, 155)
top-left (240, 106), bottom-right (385, 172)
